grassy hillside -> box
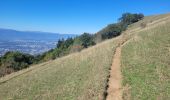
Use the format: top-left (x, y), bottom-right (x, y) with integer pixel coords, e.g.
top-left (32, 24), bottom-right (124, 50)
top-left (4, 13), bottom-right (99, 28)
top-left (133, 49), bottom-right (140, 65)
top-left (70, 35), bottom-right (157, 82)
top-left (122, 14), bottom-right (170, 99)
top-left (0, 37), bottom-right (119, 99)
top-left (0, 13), bottom-right (170, 100)
top-left (128, 13), bottom-right (170, 30)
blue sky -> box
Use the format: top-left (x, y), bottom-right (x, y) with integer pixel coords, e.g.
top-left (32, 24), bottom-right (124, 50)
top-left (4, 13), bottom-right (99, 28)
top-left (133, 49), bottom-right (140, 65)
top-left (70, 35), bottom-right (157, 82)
top-left (0, 0), bottom-right (170, 34)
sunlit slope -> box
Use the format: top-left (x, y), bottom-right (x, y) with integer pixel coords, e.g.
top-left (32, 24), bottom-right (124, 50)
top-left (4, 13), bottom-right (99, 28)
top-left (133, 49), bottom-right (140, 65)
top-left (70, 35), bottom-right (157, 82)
top-left (122, 14), bottom-right (170, 99)
top-left (128, 13), bottom-right (170, 30)
top-left (0, 37), bottom-right (118, 99)
top-left (0, 13), bottom-right (170, 100)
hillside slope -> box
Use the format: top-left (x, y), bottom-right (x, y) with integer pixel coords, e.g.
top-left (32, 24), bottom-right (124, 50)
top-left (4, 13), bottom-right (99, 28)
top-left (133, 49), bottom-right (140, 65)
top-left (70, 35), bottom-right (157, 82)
top-left (0, 37), bottom-right (119, 99)
top-left (0, 13), bottom-right (170, 100)
top-left (121, 14), bottom-right (170, 100)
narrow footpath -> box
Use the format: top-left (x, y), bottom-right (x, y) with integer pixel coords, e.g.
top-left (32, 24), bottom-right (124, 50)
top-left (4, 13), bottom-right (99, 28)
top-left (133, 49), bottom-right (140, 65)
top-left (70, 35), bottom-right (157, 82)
top-left (106, 45), bottom-right (122, 100)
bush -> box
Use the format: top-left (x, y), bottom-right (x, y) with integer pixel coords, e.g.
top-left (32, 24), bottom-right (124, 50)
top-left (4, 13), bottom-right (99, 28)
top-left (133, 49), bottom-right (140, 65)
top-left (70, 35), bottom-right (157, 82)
top-left (0, 51), bottom-right (35, 71)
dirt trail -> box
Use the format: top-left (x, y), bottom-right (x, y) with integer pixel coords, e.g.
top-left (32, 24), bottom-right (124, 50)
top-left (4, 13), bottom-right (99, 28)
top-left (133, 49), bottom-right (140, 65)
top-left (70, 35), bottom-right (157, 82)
top-left (106, 35), bottom-right (128, 100)
top-left (106, 45), bottom-right (122, 100)
top-left (105, 16), bottom-right (170, 100)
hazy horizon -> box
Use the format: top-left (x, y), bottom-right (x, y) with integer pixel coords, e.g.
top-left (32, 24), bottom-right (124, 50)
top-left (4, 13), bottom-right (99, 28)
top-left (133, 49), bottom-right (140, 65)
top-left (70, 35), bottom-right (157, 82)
top-left (0, 0), bottom-right (170, 34)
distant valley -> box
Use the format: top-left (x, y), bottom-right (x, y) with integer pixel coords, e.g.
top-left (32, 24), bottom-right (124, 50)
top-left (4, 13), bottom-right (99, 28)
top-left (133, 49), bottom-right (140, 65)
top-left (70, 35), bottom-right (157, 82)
top-left (0, 28), bottom-right (76, 56)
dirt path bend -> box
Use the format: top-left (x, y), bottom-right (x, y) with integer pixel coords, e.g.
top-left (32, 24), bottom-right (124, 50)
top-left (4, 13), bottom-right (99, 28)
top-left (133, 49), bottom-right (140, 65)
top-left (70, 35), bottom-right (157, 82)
top-left (106, 46), bottom-right (122, 100)
top-left (105, 16), bottom-right (170, 100)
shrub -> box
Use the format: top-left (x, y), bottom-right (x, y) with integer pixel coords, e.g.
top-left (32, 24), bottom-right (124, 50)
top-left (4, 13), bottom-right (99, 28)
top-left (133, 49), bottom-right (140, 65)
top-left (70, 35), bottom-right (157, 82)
top-left (0, 51), bottom-right (35, 71)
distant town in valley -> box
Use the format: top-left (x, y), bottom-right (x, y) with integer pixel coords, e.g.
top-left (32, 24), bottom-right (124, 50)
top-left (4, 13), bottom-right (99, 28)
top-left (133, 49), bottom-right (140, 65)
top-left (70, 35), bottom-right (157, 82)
top-left (0, 40), bottom-right (56, 56)
top-left (0, 28), bottom-right (76, 56)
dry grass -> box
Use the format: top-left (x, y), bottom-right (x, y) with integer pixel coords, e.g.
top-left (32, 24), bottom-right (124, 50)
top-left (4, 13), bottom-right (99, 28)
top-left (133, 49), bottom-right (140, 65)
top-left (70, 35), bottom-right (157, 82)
top-left (0, 36), bottom-right (120, 100)
top-left (128, 13), bottom-right (170, 30)
top-left (0, 13), bottom-right (170, 100)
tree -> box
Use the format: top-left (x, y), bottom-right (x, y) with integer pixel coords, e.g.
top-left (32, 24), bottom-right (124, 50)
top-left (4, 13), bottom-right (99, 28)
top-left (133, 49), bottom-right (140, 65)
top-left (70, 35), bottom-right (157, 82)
top-left (57, 38), bottom-right (65, 48)
top-left (0, 51), bottom-right (35, 71)
top-left (79, 33), bottom-right (96, 48)
top-left (97, 12), bottom-right (144, 40)
top-left (63, 38), bottom-right (74, 48)
top-left (119, 13), bottom-right (144, 25)
top-left (56, 38), bottom-right (74, 49)
top-left (98, 23), bottom-right (124, 40)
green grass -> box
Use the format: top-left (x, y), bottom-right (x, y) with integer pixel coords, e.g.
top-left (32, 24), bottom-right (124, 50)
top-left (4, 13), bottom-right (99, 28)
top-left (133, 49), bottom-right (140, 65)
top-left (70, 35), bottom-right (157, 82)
top-left (122, 19), bottom-right (170, 99)
top-left (0, 38), bottom-right (117, 100)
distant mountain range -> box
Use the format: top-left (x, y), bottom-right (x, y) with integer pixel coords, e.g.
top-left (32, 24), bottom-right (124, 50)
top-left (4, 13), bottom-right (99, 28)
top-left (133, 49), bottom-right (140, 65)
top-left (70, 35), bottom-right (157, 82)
top-left (0, 28), bottom-right (77, 56)
top-left (0, 28), bottom-right (76, 42)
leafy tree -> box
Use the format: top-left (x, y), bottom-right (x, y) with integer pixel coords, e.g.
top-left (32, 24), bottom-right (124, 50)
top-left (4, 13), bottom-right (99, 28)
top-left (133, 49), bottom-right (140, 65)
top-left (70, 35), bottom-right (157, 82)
top-left (57, 38), bottom-right (65, 48)
top-left (97, 12), bottom-right (144, 40)
top-left (119, 13), bottom-right (144, 25)
top-left (79, 33), bottom-right (96, 48)
top-left (64, 38), bottom-right (74, 48)
top-left (1, 51), bottom-right (35, 71)
top-left (57, 38), bottom-right (74, 49)
top-left (101, 23), bottom-right (123, 39)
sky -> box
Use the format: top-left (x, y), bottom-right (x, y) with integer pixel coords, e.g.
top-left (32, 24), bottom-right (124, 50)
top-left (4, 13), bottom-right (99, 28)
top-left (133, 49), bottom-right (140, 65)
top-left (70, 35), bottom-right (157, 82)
top-left (0, 0), bottom-right (170, 34)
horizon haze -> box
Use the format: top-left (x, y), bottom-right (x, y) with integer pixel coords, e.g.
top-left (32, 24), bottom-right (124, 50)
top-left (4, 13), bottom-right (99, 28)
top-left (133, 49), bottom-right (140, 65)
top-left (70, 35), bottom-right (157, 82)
top-left (0, 0), bottom-right (170, 34)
